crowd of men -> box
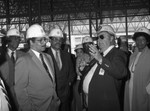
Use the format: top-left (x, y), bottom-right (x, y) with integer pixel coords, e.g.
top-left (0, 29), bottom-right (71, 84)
top-left (0, 24), bottom-right (150, 111)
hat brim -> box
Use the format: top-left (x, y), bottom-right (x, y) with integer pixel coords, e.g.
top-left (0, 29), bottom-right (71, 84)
top-left (98, 31), bottom-right (116, 37)
top-left (133, 32), bottom-right (150, 42)
top-left (74, 48), bottom-right (83, 52)
top-left (49, 36), bottom-right (63, 38)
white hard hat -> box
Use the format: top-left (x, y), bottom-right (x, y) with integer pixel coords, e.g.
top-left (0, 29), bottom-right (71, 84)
top-left (75, 44), bottom-right (83, 51)
top-left (136, 27), bottom-right (150, 35)
top-left (26, 24), bottom-right (46, 39)
top-left (97, 25), bottom-right (115, 36)
top-left (82, 36), bottom-right (93, 44)
top-left (133, 27), bottom-right (150, 41)
top-left (49, 28), bottom-right (63, 38)
top-left (0, 33), bottom-right (5, 38)
top-left (7, 28), bottom-right (20, 37)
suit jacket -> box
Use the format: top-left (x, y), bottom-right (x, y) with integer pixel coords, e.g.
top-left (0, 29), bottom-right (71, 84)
top-left (0, 49), bottom-right (24, 110)
top-left (88, 47), bottom-right (128, 111)
top-left (47, 48), bottom-right (76, 102)
top-left (14, 50), bottom-right (59, 111)
top-left (0, 49), bottom-right (24, 87)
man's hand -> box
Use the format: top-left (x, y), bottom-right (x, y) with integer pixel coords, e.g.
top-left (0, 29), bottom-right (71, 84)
top-left (89, 44), bottom-right (102, 63)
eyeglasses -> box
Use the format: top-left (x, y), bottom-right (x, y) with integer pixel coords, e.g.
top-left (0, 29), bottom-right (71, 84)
top-left (36, 37), bottom-right (48, 44)
top-left (98, 35), bottom-right (104, 39)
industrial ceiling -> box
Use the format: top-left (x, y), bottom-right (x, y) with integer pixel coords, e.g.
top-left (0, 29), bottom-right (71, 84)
top-left (0, 0), bottom-right (149, 35)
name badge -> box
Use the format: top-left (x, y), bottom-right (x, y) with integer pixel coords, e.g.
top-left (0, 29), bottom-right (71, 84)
top-left (99, 68), bottom-right (105, 75)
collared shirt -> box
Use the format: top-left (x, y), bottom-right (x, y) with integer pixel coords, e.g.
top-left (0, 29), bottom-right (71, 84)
top-left (103, 45), bottom-right (114, 57)
top-left (7, 48), bottom-right (16, 60)
top-left (31, 49), bottom-right (54, 80)
top-left (31, 49), bottom-right (41, 60)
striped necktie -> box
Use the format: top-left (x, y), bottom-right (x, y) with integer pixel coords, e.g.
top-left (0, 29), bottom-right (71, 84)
top-left (55, 51), bottom-right (61, 70)
top-left (40, 53), bottom-right (53, 82)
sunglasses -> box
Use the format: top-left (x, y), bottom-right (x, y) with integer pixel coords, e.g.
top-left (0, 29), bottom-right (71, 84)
top-left (98, 35), bottom-right (104, 39)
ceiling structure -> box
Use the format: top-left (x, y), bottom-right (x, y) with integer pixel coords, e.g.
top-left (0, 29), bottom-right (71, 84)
top-left (0, 0), bottom-right (149, 37)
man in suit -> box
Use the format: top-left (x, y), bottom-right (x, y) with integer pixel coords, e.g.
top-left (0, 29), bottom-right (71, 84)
top-left (14, 24), bottom-right (60, 111)
top-left (83, 25), bottom-right (128, 111)
top-left (0, 28), bottom-right (24, 111)
top-left (46, 28), bottom-right (76, 111)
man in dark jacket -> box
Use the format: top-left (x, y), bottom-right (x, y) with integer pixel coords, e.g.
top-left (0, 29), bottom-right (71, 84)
top-left (0, 28), bottom-right (24, 111)
top-left (46, 28), bottom-right (76, 111)
top-left (84, 25), bottom-right (128, 111)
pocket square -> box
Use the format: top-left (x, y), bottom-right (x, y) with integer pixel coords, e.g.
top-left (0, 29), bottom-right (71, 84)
top-left (99, 68), bottom-right (105, 75)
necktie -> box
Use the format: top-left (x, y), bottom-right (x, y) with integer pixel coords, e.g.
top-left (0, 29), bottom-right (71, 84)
top-left (55, 51), bottom-right (61, 70)
top-left (40, 53), bottom-right (53, 82)
top-left (11, 51), bottom-right (15, 63)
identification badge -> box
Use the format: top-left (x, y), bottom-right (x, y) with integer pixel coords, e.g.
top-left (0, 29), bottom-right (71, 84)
top-left (99, 68), bottom-right (105, 75)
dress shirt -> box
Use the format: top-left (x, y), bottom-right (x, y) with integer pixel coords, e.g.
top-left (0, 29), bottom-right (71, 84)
top-left (31, 49), bottom-right (41, 60)
top-left (31, 49), bottom-right (54, 80)
top-left (51, 48), bottom-right (62, 69)
top-left (7, 48), bottom-right (16, 60)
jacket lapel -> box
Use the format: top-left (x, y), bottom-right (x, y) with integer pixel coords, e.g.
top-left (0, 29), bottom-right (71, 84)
top-left (104, 47), bottom-right (115, 58)
top-left (42, 53), bottom-right (55, 81)
top-left (28, 50), bottom-right (47, 74)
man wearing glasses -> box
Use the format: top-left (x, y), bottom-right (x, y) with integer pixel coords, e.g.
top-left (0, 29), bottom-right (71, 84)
top-left (46, 28), bottom-right (76, 111)
top-left (85, 25), bottom-right (128, 111)
top-left (14, 24), bottom-right (60, 111)
top-left (0, 28), bottom-right (24, 111)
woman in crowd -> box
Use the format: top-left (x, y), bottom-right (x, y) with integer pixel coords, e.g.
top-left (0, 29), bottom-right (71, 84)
top-left (124, 27), bottom-right (150, 111)
top-left (73, 44), bottom-right (84, 111)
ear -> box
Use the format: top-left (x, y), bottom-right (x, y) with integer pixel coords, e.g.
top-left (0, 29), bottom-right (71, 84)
top-left (110, 36), bottom-right (116, 45)
top-left (110, 35), bottom-right (114, 41)
top-left (29, 39), bottom-right (33, 45)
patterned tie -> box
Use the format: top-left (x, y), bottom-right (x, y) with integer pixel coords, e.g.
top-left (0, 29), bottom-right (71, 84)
top-left (40, 53), bottom-right (53, 82)
top-left (11, 51), bottom-right (15, 63)
top-left (55, 51), bottom-right (61, 70)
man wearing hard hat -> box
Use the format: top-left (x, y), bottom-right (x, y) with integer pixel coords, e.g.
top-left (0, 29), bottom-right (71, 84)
top-left (14, 24), bottom-right (60, 111)
top-left (46, 28), bottom-right (76, 111)
top-left (83, 25), bottom-right (128, 111)
top-left (0, 33), bottom-right (10, 111)
top-left (0, 28), bottom-right (24, 111)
